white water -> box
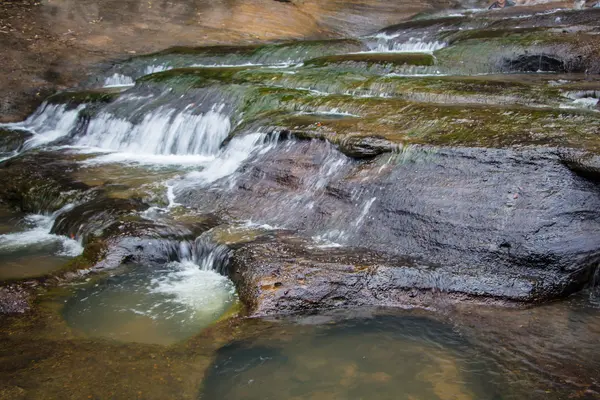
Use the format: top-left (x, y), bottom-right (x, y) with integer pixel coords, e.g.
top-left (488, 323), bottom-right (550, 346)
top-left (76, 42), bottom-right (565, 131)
top-left (76, 104), bottom-right (231, 157)
top-left (0, 208), bottom-right (83, 257)
top-left (366, 36), bottom-right (447, 53)
top-left (0, 103), bottom-right (85, 151)
top-left (149, 260), bottom-right (236, 322)
top-left (181, 132), bottom-right (277, 186)
top-left (65, 257), bottom-right (236, 344)
top-left (103, 73), bottom-right (135, 87)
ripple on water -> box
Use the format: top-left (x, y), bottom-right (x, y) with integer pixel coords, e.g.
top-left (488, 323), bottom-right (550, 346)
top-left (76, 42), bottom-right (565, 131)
top-left (62, 261), bottom-right (237, 345)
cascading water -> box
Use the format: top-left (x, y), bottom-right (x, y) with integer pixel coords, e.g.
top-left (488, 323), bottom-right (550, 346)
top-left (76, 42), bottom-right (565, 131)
top-left (77, 104), bottom-right (231, 163)
top-left (0, 205), bottom-right (83, 280)
top-left (366, 35), bottom-right (447, 53)
top-left (1, 103), bottom-right (85, 152)
top-left (103, 73), bottom-right (135, 87)
top-left (0, 206), bottom-right (83, 257)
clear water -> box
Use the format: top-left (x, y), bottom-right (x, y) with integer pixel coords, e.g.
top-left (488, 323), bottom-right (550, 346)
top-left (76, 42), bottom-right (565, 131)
top-left (199, 297), bottom-right (600, 400)
top-left (202, 313), bottom-right (495, 400)
top-left (62, 261), bottom-right (237, 345)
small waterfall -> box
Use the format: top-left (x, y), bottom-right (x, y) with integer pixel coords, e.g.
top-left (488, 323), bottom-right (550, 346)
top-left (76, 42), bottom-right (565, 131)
top-left (76, 104), bottom-right (231, 157)
top-left (180, 131), bottom-right (279, 186)
top-left (368, 37), bottom-right (447, 53)
top-left (0, 205), bottom-right (83, 257)
top-left (1, 103), bottom-right (85, 151)
top-left (190, 237), bottom-right (232, 275)
top-left (103, 73), bottom-right (135, 87)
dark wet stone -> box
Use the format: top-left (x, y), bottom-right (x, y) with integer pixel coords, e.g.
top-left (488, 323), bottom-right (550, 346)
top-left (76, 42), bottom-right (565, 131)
top-left (501, 54), bottom-right (583, 74)
top-left (181, 142), bottom-right (600, 308)
top-left (559, 150), bottom-right (600, 183)
top-left (46, 88), bottom-right (122, 109)
top-left (50, 197), bottom-right (150, 244)
top-left (0, 128), bottom-right (31, 155)
top-left (338, 136), bottom-right (399, 159)
top-left (0, 151), bottom-right (90, 212)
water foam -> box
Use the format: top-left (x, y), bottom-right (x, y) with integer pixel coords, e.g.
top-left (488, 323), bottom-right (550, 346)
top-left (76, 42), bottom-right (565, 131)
top-left (103, 73), bottom-right (135, 87)
top-left (1, 103), bottom-right (85, 151)
top-left (149, 260), bottom-right (236, 321)
top-left (366, 36), bottom-right (447, 53)
top-left (0, 209), bottom-right (83, 257)
top-left (77, 104), bottom-right (231, 157)
top-left (181, 132), bottom-right (277, 186)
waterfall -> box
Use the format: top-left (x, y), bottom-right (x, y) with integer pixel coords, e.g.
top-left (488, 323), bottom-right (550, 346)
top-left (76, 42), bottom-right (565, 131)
top-left (103, 73), bottom-right (135, 87)
top-left (76, 104), bottom-right (232, 163)
top-left (0, 205), bottom-right (83, 257)
top-left (370, 38), bottom-right (447, 53)
top-left (365, 33), bottom-right (447, 53)
top-left (179, 131), bottom-right (279, 186)
top-left (0, 103), bottom-right (85, 151)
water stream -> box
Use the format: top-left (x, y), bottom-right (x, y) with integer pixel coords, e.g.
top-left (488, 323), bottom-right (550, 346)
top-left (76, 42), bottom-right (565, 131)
top-left (1, 4), bottom-right (600, 399)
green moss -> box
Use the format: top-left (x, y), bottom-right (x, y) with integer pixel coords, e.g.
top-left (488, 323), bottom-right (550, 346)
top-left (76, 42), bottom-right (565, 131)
top-left (270, 95), bottom-right (600, 153)
top-left (305, 53), bottom-right (435, 68)
top-left (441, 27), bottom-right (547, 45)
top-left (46, 88), bottom-right (122, 106)
top-left (144, 44), bottom-right (261, 58)
top-left (138, 66), bottom-right (255, 87)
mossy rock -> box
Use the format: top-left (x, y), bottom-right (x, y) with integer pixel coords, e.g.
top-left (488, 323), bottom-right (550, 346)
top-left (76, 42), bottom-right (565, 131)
top-left (0, 128), bottom-right (31, 154)
top-left (434, 30), bottom-right (600, 74)
top-left (377, 15), bottom-right (466, 33)
top-left (145, 44), bottom-right (261, 58)
top-left (46, 88), bottom-right (122, 108)
top-left (272, 95), bottom-right (600, 155)
top-left (305, 53), bottom-right (435, 68)
top-left (440, 27), bottom-right (549, 45)
top-left (0, 151), bottom-right (90, 213)
top-left (138, 66), bottom-right (254, 87)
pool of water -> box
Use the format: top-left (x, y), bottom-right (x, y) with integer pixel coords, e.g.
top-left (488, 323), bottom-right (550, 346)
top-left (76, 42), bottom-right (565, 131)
top-left (201, 313), bottom-right (499, 400)
top-left (1, 293), bottom-right (599, 399)
top-left (198, 298), bottom-right (600, 400)
top-left (62, 261), bottom-right (237, 345)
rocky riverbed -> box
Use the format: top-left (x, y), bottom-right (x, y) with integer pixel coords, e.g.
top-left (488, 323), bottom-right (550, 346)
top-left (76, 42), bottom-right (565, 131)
top-left (0, 1), bottom-right (599, 399)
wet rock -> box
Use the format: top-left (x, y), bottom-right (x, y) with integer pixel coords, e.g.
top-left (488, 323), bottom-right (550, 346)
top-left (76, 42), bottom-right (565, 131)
top-left (559, 149), bottom-right (600, 182)
top-left (51, 196), bottom-right (150, 244)
top-left (0, 128), bottom-right (32, 155)
top-left (181, 142), bottom-right (600, 306)
top-left (0, 151), bottom-right (89, 212)
top-left (229, 236), bottom-right (515, 316)
top-left (305, 53), bottom-right (435, 68)
top-left (338, 136), bottom-right (400, 159)
top-left (46, 88), bottom-right (122, 109)
top-left (435, 29), bottom-right (600, 74)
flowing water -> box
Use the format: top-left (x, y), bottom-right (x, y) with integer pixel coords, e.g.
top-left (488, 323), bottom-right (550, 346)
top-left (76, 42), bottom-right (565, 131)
top-left (0, 206), bottom-right (83, 280)
top-left (1, 4), bottom-right (600, 399)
